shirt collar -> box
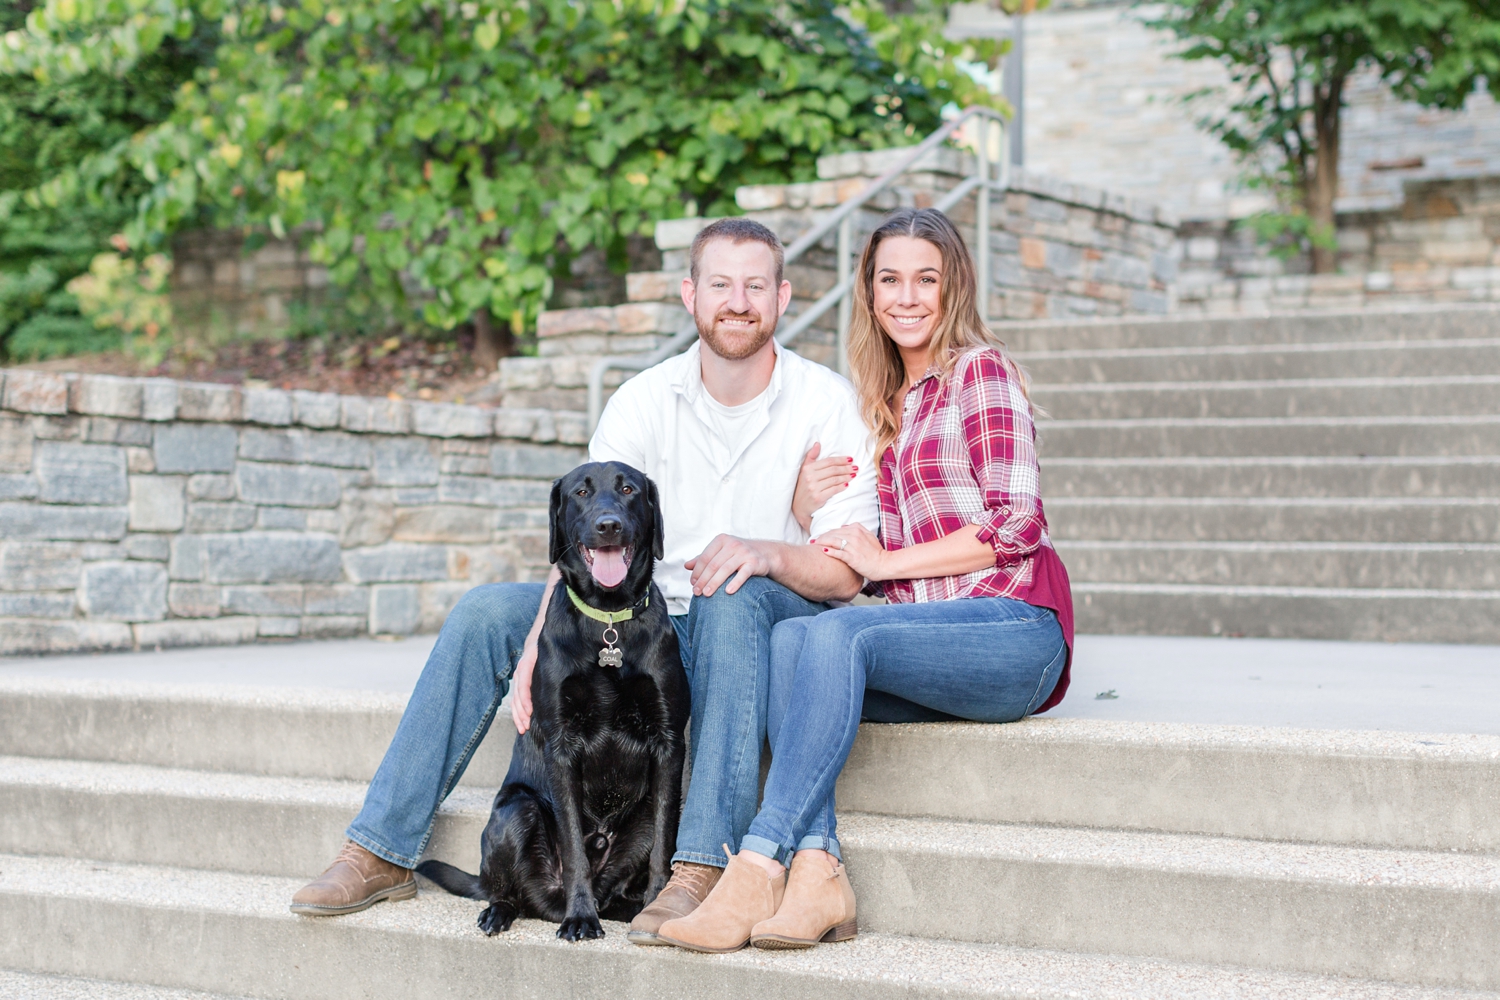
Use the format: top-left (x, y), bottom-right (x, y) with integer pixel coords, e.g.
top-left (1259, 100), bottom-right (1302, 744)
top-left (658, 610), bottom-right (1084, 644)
top-left (671, 337), bottom-right (785, 407)
top-left (907, 365), bottom-right (942, 394)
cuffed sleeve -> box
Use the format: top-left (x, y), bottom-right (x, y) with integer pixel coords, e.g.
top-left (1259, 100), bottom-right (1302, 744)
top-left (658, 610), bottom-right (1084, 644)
top-left (956, 352), bottom-right (1045, 564)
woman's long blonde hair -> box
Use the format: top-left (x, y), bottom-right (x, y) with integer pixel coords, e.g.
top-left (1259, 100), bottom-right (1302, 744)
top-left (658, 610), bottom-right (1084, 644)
top-left (847, 208), bottom-right (1036, 459)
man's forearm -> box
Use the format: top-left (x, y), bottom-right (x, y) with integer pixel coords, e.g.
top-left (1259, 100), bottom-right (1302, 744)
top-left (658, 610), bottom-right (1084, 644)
top-left (758, 540), bottom-right (863, 603)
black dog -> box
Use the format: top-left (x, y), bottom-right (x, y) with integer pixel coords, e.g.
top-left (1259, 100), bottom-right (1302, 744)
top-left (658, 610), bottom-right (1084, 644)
top-left (417, 461), bottom-right (688, 941)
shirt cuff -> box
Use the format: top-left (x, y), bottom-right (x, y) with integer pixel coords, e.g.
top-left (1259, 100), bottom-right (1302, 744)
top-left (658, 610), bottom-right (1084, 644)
top-left (973, 506), bottom-right (1042, 561)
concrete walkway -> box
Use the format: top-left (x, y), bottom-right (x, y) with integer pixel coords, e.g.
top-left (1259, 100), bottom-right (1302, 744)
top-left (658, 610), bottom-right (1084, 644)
top-left (2, 632), bottom-right (1497, 735)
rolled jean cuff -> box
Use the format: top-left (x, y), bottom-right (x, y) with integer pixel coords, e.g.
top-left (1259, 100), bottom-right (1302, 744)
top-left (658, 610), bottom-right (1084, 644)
top-left (672, 849), bottom-right (730, 869)
top-left (344, 827), bottom-right (417, 870)
top-left (738, 834), bottom-right (790, 864)
top-left (739, 834), bottom-right (842, 865)
top-left (798, 833), bottom-right (841, 861)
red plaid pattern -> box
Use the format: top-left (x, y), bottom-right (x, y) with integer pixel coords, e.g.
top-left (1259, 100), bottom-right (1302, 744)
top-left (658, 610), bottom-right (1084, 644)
top-left (877, 347), bottom-right (1060, 601)
top-left (874, 346), bottom-right (1074, 713)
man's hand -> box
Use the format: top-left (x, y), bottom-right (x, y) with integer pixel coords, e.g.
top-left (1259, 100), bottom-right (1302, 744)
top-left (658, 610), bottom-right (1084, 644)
top-left (792, 443), bottom-right (857, 533)
top-left (685, 534), bottom-right (774, 598)
top-left (510, 638), bottom-right (538, 734)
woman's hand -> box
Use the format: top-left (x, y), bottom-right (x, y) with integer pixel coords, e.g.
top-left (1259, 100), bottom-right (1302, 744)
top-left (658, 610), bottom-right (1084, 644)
top-left (510, 638), bottom-right (537, 734)
top-left (814, 523), bottom-right (890, 581)
top-left (792, 443), bottom-right (857, 533)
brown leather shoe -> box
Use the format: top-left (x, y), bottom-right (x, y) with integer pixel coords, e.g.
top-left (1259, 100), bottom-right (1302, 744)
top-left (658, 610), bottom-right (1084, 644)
top-left (289, 841), bottom-right (417, 916)
top-left (750, 851), bottom-right (857, 949)
top-left (627, 861), bottom-right (722, 946)
top-left (656, 849), bottom-right (785, 954)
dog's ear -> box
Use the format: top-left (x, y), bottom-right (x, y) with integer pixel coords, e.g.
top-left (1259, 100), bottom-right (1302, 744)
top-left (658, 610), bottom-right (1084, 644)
top-left (548, 477), bottom-right (567, 565)
top-left (646, 476), bottom-right (665, 561)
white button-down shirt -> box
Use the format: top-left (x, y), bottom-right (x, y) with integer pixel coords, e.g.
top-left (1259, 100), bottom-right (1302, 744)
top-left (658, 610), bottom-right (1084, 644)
top-left (589, 340), bottom-right (880, 615)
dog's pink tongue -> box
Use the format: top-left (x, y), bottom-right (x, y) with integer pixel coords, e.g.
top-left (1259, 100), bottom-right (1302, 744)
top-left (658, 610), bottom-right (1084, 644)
top-left (590, 547), bottom-right (628, 588)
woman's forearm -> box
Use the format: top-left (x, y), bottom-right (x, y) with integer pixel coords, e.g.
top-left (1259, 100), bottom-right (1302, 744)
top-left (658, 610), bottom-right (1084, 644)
top-left (875, 523), bottom-right (996, 581)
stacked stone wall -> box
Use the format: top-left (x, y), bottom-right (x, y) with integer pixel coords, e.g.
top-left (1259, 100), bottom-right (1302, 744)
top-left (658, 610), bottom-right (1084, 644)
top-left (1177, 176), bottom-right (1500, 313)
top-left (0, 370), bottom-right (584, 656)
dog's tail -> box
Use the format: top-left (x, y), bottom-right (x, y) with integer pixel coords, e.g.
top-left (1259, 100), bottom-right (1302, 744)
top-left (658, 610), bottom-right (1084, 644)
top-left (415, 859), bottom-right (486, 900)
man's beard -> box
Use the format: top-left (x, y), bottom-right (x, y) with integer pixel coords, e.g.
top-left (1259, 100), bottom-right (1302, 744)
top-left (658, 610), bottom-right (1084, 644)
top-left (696, 304), bottom-right (777, 361)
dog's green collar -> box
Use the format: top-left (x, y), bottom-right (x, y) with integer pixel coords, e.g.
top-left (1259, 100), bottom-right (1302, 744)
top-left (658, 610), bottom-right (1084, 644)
top-left (565, 586), bottom-right (647, 626)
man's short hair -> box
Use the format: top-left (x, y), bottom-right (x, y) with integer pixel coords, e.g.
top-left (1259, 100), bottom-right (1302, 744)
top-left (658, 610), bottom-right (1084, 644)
top-left (688, 217), bottom-right (786, 288)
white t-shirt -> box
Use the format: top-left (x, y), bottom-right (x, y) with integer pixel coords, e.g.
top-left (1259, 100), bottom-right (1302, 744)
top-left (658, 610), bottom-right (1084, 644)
top-left (699, 384), bottom-right (770, 464)
top-left (589, 340), bottom-right (880, 615)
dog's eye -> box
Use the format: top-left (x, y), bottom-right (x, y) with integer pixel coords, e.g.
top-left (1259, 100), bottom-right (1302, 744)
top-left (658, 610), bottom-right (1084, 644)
top-left (575, 488), bottom-right (588, 497)
top-left (620, 485), bottom-right (634, 494)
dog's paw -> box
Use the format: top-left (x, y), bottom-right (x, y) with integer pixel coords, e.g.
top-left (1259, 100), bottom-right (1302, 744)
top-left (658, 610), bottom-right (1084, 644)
top-left (477, 903), bottom-right (517, 936)
top-left (556, 914), bottom-right (605, 941)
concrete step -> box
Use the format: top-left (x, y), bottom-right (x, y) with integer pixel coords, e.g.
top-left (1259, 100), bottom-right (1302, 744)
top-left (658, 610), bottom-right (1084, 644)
top-left (1037, 414), bottom-right (1500, 458)
top-left (1047, 497), bottom-right (1500, 544)
top-left (0, 969), bottom-right (254, 999)
top-left (839, 813), bottom-right (1500, 987)
top-left (1057, 540), bottom-right (1500, 590)
top-left (7, 854), bottom-right (1488, 1000)
top-left (5, 813), bottom-right (1500, 991)
top-left (1016, 338), bottom-right (1500, 384)
top-left (1040, 456), bottom-right (1500, 498)
top-left (0, 754), bottom-right (490, 878)
top-left (6, 703), bottom-right (1499, 854)
top-left (997, 305), bottom-right (1500, 353)
top-left (1073, 583), bottom-right (1500, 643)
top-left (0, 677), bottom-right (511, 788)
top-left (1032, 375), bottom-right (1500, 420)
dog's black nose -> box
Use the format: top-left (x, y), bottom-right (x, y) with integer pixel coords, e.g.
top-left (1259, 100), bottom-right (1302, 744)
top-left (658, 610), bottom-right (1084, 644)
top-left (594, 515), bottom-right (622, 540)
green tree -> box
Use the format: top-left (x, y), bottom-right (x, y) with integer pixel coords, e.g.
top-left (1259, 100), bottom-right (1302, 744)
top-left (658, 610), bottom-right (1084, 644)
top-left (1144, 0), bottom-right (1500, 272)
top-left (11, 0), bottom-right (1001, 366)
top-left (0, 1), bottom-right (211, 359)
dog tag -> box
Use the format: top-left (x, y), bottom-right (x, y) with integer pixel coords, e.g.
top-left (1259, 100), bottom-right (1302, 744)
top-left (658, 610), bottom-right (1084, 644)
top-left (598, 646), bottom-right (624, 669)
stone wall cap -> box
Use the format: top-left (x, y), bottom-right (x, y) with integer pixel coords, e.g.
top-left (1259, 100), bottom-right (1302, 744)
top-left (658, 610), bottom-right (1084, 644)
top-left (1010, 167), bottom-right (1170, 224)
top-left (0, 368), bottom-right (596, 446)
top-left (654, 217), bottom-right (719, 251)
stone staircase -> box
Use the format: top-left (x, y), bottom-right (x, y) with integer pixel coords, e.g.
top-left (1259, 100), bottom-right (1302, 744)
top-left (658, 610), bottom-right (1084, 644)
top-left (2, 669), bottom-right (1499, 998)
top-left (1007, 305), bottom-right (1500, 642)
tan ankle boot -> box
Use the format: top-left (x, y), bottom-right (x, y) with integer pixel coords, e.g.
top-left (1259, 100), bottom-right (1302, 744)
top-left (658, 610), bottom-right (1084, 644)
top-left (627, 862), bottom-right (723, 946)
top-left (656, 849), bottom-right (785, 953)
top-left (749, 851), bottom-right (856, 949)
top-left (289, 841), bottom-right (416, 916)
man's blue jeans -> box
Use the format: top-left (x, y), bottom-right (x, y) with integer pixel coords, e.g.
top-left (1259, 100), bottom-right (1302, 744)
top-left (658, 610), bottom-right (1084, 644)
top-left (740, 597), bottom-right (1067, 864)
top-left (346, 577), bottom-right (826, 870)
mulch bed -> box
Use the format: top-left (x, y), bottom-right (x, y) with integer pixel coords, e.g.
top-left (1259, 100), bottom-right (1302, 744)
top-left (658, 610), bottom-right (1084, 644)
top-left (10, 333), bottom-right (505, 405)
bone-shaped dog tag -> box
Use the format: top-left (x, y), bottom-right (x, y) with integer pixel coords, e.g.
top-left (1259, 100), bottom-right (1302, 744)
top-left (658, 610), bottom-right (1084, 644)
top-left (597, 646), bottom-right (624, 669)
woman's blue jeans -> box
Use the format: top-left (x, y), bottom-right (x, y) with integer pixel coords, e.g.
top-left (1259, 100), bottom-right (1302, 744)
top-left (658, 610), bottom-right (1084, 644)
top-left (740, 597), bottom-right (1067, 864)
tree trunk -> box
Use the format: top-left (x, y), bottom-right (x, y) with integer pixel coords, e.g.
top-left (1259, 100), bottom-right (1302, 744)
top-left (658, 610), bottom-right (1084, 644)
top-left (1307, 73), bottom-right (1345, 274)
top-left (471, 309), bottom-right (513, 372)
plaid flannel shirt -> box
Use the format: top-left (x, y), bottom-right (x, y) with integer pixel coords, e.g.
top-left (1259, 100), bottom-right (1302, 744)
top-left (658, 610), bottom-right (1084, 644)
top-left (873, 345), bottom-right (1074, 713)
top-left (878, 347), bottom-right (1058, 604)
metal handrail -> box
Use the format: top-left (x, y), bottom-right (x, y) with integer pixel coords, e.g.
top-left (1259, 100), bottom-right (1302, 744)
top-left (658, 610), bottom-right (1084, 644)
top-left (586, 104), bottom-right (1010, 430)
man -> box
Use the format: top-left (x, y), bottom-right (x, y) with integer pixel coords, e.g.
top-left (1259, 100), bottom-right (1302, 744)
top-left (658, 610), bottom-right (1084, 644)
top-left (290, 218), bottom-right (878, 945)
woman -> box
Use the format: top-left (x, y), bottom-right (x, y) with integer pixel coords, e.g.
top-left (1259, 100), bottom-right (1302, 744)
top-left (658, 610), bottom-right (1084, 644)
top-left (656, 208), bottom-right (1073, 953)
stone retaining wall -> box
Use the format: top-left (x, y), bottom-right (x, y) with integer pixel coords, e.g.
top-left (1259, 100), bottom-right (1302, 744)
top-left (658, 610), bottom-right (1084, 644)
top-left (0, 370), bottom-right (584, 656)
top-left (1176, 175), bottom-right (1500, 313)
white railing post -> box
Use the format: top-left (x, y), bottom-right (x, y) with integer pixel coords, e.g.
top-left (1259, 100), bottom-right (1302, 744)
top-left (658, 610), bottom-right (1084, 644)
top-left (975, 118), bottom-right (992, 327)
top-left (836, 214), bottom-right (853, 377)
